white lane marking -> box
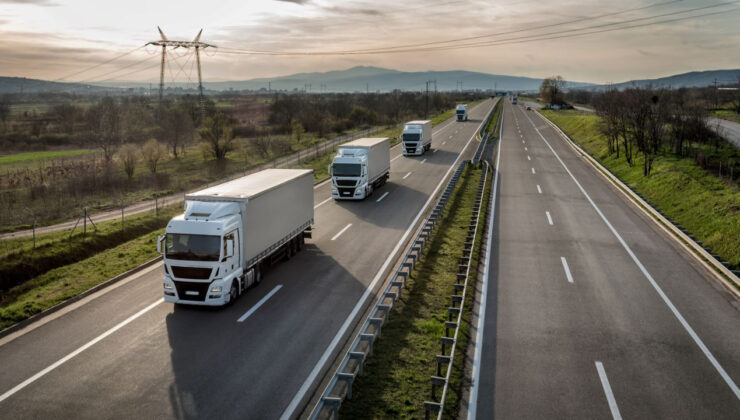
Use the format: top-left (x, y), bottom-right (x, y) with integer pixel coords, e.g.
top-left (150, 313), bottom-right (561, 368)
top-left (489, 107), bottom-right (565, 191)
top-left (468, 107), bottom-right (503, 420)
top-left (0, 299), bottom-right (164, 404)
top-left (524, 146), bottom-right (528, 151)
top-left (531, 167), bottom-right (536, 174)
top-left (546, 211), bottom-right (554, 225)
top-left (449, 135), bottom-right (453, 139)
top-left (285, 100), bottom-right (495, 420)
top-left (403, 171), bottom-right (412, 179)
top-left (527, 155), bottom-right (531, 161)
top-left (331, 223), bottom-right (352, 241)
top-left (523, 109), bottom-right (740, 399)
top-left (537, 184), bottom-right (542, 194)
top-left (237, 285), bottom-right (283, 322)
top-left (596, 362), bottom-right (622, 420)
top-left (376, 192), bottom-right (389, 203)
top-left (391, 154), bottom-right (403, 162)
top-left (442, 141), bottom-right (447, 145)
top-left (522, 140), bottom-right (525, 144)
top-left (561, 257), bottom-right (574, 283)
top-left (433, 149), bottom-right (439, 153)
top-left (314, 197), bottom-right (332, 209)
top-left (421, 158), bottom-right (427, 164)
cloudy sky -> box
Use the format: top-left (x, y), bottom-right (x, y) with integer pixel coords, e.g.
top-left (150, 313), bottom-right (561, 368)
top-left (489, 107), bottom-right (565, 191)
top-left (0, 0), bottom-right (738, 85)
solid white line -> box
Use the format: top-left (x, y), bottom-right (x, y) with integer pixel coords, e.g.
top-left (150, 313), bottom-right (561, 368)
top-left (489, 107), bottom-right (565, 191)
top-left (596, 361), bottom-right (622, 420)
top-left (284, 100), bottom-right (494, 420)
top-left (523, 109), bottom-right (740, 400)
top-left (376, 191), bottom-right (389, 203)
top-left (314, 197), bottom-right (332, 209)
top-left (561, 257), bottom-right (574, 283)
top-left (391, 154), bottom-right (402, 162)
top-left (546, 211), bottom-right (554, 226)
top-left (403, 171), bottom-right (412, 179)
top-left (0, 299), bottom-right (164, 404)
top-left (237, 285), bottom-right (283, 322)
top-left (527, 155), bottom-right (531, 161)
top-left (331, 223), bottom-right (352, 241)
top-left (468, 107), bottom-right (503, 420)
top-left (537, 184), bottom-right (542, 194)
top-left (531, 167), bottom-right (536, 174)
top-left (433, 149), bottom-right (439, 153)
top-left (421, 158), bottom-right (427, 164)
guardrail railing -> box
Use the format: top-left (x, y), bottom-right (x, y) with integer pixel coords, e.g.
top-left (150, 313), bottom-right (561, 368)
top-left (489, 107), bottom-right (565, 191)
top-left (423, 159), bottom-right (490, 420)
top-left (309, 161), bottom-right (470, 420)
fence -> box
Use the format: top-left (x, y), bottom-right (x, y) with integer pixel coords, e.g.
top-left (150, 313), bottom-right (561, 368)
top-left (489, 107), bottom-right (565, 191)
top-left (309, 161), bottom-right (470, 420)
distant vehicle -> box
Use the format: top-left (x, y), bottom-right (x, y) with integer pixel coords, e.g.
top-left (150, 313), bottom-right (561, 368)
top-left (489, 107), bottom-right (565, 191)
top-left (401, 120), bottom-right (432, 156)
top-left (512, 95), bottom-right (518, 105)
top-left (330, 137), bottom-right (390, 200)
top-left (158, 169), bottom-right (314, 306)
top-left (526, 106), bottom-right (532, 110)
top-left (456, 104), bottom-right (468, 121)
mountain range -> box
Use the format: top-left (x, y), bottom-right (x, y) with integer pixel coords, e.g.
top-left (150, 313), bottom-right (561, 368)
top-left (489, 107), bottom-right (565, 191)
top-left (1, 66), bottom-right (738, 95)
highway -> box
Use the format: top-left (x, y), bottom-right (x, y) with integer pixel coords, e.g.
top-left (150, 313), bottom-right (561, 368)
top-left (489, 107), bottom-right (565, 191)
top-left (0, 99), bottom-right (495, 419)
top-left (469, 99), bottom-right (740, 419)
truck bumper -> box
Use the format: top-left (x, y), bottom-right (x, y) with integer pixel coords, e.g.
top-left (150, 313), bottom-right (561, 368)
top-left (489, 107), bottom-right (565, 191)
top-left (402, 144), bottom-right (424, 156)
top-left (164, 279), bottom-right (230, 306)
top-left (332, 186), bottom-right (366, 200)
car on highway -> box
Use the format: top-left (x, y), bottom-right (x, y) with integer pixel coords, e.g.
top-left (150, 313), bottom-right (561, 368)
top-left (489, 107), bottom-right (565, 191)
top-left (526, 106), bottom-right (532, 110)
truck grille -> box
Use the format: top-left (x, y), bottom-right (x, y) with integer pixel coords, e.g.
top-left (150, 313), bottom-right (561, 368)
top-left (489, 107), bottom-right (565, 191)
top-left (173, 281), bottom-right (209, 301)
top-left (338, 187), bottom-right (355, 197)
top-left (406, 147), bottom-right (417, 154)
top-left (171, 266), bottom-right (212, 280)
top-left (335, 179), bottom-right (357, 187)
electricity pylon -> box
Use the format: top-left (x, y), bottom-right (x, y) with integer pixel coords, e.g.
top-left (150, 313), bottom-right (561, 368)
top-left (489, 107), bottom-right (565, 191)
top-left (147, 27), bottom-right (215, 121)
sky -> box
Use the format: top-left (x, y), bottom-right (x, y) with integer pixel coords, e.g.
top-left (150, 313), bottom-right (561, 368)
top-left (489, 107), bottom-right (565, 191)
top-left (0, 0), bottom-right (739, 85)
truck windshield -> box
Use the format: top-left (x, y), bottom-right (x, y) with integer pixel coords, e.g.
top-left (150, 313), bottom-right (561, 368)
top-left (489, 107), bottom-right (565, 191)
top-left (402, 133), bottom-right (420, 142)
top-left (332, 163), bottom-right (361, 176)
top-left (166, 234), bottom-right (221, 261)
top-left (456, 110), bottom-right (465, 114)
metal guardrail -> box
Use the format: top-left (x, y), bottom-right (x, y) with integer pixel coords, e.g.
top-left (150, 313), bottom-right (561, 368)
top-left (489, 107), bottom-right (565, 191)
top-left (423, 160), bottom-right (490, 420)
top-left (472, 100), bottom-right (502, 165)
top-left (309, 161), bottom-right (470, 420)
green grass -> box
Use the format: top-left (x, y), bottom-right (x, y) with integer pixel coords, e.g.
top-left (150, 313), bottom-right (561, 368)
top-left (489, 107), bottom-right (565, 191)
top-left (339, 165), bottom-right (489, 419)
top-left (0, 229), bottom-right (163, 331)
top-left (540, 109), bottom-right (740, 270)
top-left (0, 149), bottom-right (98, 167)
top-left (484, 99), bottom-right (503, 134)
top-left (712, 109), bottom-right (740, 124)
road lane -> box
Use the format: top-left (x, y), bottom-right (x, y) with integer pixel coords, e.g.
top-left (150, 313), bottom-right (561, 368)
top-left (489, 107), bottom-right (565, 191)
top-left (0, 100), bottom-right (496, 419)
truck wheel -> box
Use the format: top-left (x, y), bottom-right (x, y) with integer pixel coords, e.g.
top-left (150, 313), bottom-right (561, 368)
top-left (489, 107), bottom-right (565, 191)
top-left (298, 235), bottom-right (305, 250)
top-left (228, 281), bottom-right (238, 304)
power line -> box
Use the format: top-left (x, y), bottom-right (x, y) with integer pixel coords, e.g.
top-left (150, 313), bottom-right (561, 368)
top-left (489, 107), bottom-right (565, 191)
top-left (54, 45), bottom-right (145, 81)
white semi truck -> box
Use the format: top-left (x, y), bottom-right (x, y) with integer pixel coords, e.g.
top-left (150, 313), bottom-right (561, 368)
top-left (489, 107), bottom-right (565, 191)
top-left (401, 120), bottom-right (432, 156)
top-left (330, 137), bottom-right (390, 200)
top-left (157, 169), bottom-right (314, 306)
top-left (456, 104), bottom-right (468, 121)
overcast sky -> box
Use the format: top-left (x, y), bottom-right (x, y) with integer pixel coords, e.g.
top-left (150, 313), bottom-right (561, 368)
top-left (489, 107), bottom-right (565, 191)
top-left (0, 0), bottom-right (738, 85)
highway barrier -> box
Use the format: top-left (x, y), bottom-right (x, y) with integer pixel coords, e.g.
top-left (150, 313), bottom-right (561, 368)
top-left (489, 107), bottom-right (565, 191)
top-left (309, 161), bottom-right (471, 420)
top-left (423, 161), bottom-right (490, 420)
top-left (473, 100), bottom-right (503, 165)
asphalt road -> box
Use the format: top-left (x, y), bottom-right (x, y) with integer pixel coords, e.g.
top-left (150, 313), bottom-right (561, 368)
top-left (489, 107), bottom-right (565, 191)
top-left (709, 117), bottom-right (740, 149)
top-left (469, 100), bottom-right (740, 418)
top-left (0, 100), bottom-right (495, 419)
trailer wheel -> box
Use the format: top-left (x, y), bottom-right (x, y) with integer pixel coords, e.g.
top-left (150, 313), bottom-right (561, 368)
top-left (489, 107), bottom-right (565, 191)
top-left (255, 265), bottom-right (263, 284)
top-left (228, 281), bottom-right (238, 304)
top-left (298, 235), bottom-right (304, 250)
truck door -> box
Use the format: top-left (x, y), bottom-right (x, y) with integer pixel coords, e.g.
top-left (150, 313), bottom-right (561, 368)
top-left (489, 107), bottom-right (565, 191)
top-left (224, 231), bottom-right (239, 272)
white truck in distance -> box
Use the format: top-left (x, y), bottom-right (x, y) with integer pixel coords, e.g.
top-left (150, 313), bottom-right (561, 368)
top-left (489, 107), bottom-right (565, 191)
top-left (157, 169), bottom-right (314, 306)
top-left (401, 120), bottom-right (432, 156)
top-left (456, 104), bottom-right (468, 121)
top-left (512, 95), bottom-right (518, 105)
top-left (330, 137), bottom-right (390, 200)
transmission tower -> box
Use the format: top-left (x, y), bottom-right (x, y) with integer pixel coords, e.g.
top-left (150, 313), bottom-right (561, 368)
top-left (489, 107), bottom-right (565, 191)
top-left (147, 27), bottom-right (216, 121)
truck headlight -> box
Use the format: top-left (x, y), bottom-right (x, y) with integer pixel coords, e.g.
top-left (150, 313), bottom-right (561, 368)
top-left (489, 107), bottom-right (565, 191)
top-left (355, 188), bottom-right (363, 194)
top-left (210, 285), bottom-right (223, 293)
top-left (163, 282), bottom-right (173, 290)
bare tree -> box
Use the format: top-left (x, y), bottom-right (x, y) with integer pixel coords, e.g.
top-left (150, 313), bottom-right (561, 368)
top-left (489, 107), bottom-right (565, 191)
top-left (160, 106), bottom-right (194, 158)
top-left (118, 143), bottom-right (138, 179)
top-left (199, 112), bottom-right (235, 160)
top-left (141, 139), bottom-right (166, 174)
top-left (88, 97), bottom-right (122, 162)
top-left (0, 100), bottom-right (9, 133)
top-left (540, 76), bottom-right (567, 105)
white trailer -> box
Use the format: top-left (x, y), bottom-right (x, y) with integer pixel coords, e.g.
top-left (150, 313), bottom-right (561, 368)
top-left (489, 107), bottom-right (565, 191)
top-left (456, 104), bottom-right (468, 121)
top-left (158, 169), bottom-right (314, 306)
top-left (401, 120), bottom-right (432, 156)
top-left (330, 137), bottom-right (390, 200)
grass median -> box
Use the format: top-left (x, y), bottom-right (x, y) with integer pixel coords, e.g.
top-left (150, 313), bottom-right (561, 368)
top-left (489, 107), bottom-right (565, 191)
top-left (339, 164), bottom-right (490, 419)
top-left (539, 109), bottom-right (740, 271)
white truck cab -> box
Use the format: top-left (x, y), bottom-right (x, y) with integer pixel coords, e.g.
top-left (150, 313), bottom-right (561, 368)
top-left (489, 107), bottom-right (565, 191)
top-left (330, 137), bottom-right (390, 200)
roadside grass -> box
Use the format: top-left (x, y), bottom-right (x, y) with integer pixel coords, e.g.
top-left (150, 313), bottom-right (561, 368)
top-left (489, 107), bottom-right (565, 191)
top-left (712, 109), bottom-right (740, 124)
top-left (0, 229), bottom-right (163, 331)
top-left (0, 149), bottom-right (98, 168)
top-left (0, 204), bottom-right (180, 296)
top-left (540, 109), bottom-right (740, 270)
top-left (339, 165), bottom-right (488, 419)
top-left (484, 99), bottom-right (503, 134)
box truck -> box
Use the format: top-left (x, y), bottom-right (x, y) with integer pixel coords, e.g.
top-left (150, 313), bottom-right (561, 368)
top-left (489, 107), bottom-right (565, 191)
top-left (157, 169), bottom-right (314, 306)
top-left (401, 120), bottom-right (432, 156)
top-left (512, 95), bottom-right (518, 105)
top-left (456, 104), bottom-right (468, 121)
top-left (330, 137), bottom-right (390, 200)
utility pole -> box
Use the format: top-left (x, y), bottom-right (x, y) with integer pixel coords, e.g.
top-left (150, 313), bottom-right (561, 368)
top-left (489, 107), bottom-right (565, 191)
top-left (425, 80), bottom-right (430, 119)
top-left (147, 27), bottom-right (215, 122)
top-left (714, 78), bottom-right (718, 110)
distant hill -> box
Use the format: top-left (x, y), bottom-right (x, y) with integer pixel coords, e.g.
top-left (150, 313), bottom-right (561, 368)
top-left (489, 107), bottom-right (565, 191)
top-left (589, 69), bottom-right (740, 91)
top-left (0, 77), bottom-right (115, 95)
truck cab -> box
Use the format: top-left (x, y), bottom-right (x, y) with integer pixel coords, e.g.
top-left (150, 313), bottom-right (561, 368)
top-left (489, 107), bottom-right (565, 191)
top-left (401, 120), bottom-right (432, 156)
top-left (330, 149), bottom-right (371, 200)
top-left (456, 104), bottom-right (468, 121)
top-left (159, 201), bottom-right (251, 306)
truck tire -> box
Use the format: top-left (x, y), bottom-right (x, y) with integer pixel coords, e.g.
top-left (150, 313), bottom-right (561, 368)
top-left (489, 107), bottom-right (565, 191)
top-left (298, 235), bottom-right (305, 250)
top-left (255, 265), bottom-right (263, 284)
top-left (228, 281), bottom-right (238, 304)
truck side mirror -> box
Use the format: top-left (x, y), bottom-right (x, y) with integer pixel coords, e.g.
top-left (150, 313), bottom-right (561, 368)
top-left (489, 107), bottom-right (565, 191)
top-left (226, 239), bottom-right (234, 259)
top-left (157, 234), bottom-right (165, 254)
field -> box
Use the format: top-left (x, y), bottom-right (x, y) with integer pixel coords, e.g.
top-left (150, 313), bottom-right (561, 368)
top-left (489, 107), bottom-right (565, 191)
top-left (540, 109), bottom-right (740, 270)
top-left (0, 149), bottom-right (98, 168)
top-left (340, 165), bottom-right (489, 419)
